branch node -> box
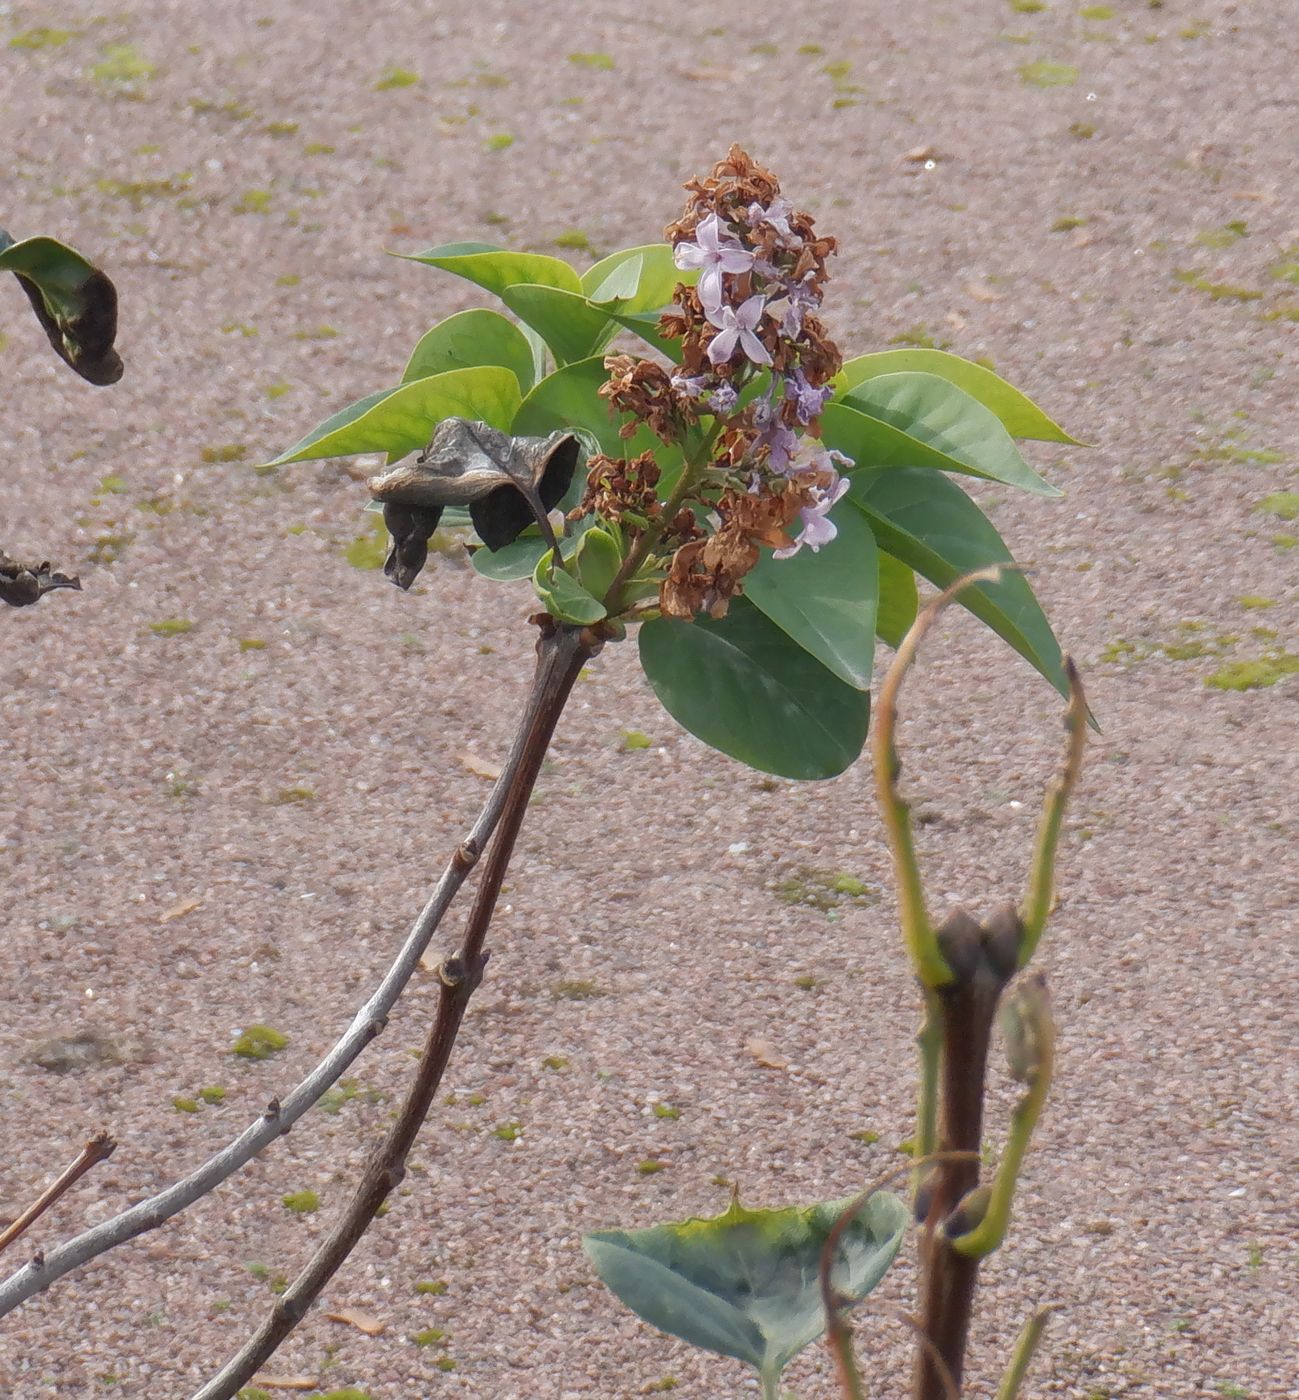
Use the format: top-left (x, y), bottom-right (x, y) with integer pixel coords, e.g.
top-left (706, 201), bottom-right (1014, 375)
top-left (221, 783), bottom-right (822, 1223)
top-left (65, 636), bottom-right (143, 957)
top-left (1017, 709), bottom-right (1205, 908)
top-left (262, 1099), bottom-right (281, 1122)
top-left (437, 955), bottom-right (467, 989)
top-left (453, 840), bottom-right (480, 872)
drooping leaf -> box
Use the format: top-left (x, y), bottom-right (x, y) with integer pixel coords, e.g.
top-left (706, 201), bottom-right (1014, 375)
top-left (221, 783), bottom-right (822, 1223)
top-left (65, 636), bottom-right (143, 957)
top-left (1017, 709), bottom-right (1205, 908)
top-left (499, 283), bottom-right (619, 366)
top-left (742, 502), bottom-right (877, 690)
top-left (512, 356), bottom-right (662, 458)
top-left (533, 549), bottom-right (606, 625)
top-left (847, 468), bottom-right (1069, 698)
top-left (835, 350), bottom-right (1079, 444)
top-left (638, 596), bottom-right (871, 779)
top-left (400, 309), bottom-right (536, 393)
top-left (875, 550), bottom-right (919, 649)
top-left (581, 243), bottom-right (692, 314)
top-left (826, 375), bottom-right (1059, 497)
top-left (584, 1192), bottom-right (908, 1391)
top-left (267, 366), bottom-right (521, 467)
top-left (396, 241), bottom-right (582, 295)
top-left (0, 233), bottom-right (122, 384)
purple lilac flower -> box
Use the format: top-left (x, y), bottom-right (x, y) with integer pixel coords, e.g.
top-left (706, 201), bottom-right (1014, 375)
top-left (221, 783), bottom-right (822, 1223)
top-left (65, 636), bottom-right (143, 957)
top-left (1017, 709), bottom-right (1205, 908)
top-left (785, 368), bottom-right (834, 425)
top-left (706, 295), bottom-right (772, 367)
top-left (752, 390), bottom-right (799, 472)
top-left (707, 382), bottom-right (739, 415)
top-left (774, 278), bottom-right (821, 338)
top-left (744, 197), bottom-right (796, 243)
top-left (673, 212), bottom-right (754, 316)
top-left (670, 372), bottom-right (711, 400)
top-left (774, 472), bottom-right (851, 559)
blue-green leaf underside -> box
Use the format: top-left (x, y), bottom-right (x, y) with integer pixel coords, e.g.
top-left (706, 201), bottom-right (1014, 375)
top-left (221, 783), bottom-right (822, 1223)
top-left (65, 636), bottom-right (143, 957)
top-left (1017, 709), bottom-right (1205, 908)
top-left (743, 502), bottom-right (878, 690)
top-left (638, 596), bottom-right (870, 780)
top-left (584, 1192), bottom-right (908, 1383)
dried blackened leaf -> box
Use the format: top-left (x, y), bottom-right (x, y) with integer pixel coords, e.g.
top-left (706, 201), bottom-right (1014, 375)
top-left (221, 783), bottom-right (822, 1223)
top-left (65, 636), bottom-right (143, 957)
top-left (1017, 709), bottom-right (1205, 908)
top-left (0, 233), bottom-right (123, 385)
top-left (368, 419), bottom-right (579, 588)
top-left (0, 551), bottom-right (82, 608)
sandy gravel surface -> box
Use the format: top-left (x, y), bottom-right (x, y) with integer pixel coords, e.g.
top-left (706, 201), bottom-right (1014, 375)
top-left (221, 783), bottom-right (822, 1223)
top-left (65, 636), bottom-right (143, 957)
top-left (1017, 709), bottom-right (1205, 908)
top-left (2, 1), bottom-right (1296, 1396)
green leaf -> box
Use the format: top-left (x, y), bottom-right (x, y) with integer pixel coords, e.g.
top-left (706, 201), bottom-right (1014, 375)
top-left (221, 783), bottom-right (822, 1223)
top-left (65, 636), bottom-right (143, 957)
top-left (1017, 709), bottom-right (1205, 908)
top-left (533, 549), bottom-right (606, 625)
top-left (0, 233), bottom-right (122, 383)
top-left (638, 597), bottom-right (871, 780)
top-left (396, 241), bottom-right (581, 295)
top-left (828, 374), bottom-right (1060, 496)
top-left (847, 469), bottom-right (1069, 698)
top-left (499, 283), bottom-right (618, 366)
top-left (267, 366), bottom-right (521, 467)
top-left (875, 551), bottom-right (918, 649)
top-left (835, 349), bottom-right (1079, 444)
top-left (470, 519), bottom-right (591, 582)
top-left (584, 1192), bottom-right (908, 1389)
top-left (603, 308), bottom-right (685, 363)
top-left (400, 309), bottom-right (536, 393)
top-left (581, 243), bottom-right (691, 314)
top-left (743, 502), bottom-right (877, 690)
top-left (513, 356), bottom-right (661, 458)
top-left (572, 525), bottom-right (622, 600)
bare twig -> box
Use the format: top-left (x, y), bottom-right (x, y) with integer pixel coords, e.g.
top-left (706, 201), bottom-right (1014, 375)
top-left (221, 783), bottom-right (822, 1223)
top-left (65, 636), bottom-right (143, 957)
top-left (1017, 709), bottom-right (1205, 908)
top-left (0, 1132), bottom-right (115, 1257)
top-left (194, 623), bottom-right (595, 1400)
top-left (0, 626), bottom-right (585, 1318)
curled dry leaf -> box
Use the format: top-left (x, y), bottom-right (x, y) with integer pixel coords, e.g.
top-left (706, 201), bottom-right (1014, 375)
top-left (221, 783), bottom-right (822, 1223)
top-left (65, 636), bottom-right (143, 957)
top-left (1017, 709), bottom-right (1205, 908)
top-left (745, 1037), bottom-right (789, 1071)
top-left (325, 1306), bottom-right (388, 1336)
top-left (0, 551), bottom-right (81, 608)
top-left (368, 419), bottom-right (579, 589)
top-left (457, 751), bottom-right (503, 781)
top-left (159, 897), bottom-right (202, 924)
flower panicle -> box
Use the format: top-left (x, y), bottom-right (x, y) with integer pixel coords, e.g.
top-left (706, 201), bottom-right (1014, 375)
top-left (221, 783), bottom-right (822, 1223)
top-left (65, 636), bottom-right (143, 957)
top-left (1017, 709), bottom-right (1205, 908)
top-left (591, 146), bottom-right (854, 623)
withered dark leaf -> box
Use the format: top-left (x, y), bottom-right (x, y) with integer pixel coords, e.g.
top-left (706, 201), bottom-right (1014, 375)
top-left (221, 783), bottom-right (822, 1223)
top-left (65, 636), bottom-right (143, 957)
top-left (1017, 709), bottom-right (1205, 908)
top-left (0, 551), bottom-right (82, 608)
top-left (367, 419), bottom-right (579, 590)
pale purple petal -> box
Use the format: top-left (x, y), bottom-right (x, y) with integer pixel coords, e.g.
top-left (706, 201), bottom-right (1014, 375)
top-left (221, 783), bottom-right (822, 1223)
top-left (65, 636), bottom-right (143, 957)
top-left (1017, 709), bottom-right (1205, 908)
top-left (706, 326), bottom-right (740, 365)
top-left (738, 326), bottom-right (772, 366)
top-left (697, 264), bottom-right (726, 314)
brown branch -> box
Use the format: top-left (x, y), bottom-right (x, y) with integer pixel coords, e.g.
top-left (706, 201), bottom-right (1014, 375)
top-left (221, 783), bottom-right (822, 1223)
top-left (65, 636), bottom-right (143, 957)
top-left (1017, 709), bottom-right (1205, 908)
top-left (194, 621), bottom-right (596, 1400)
top-left (0, 1132), bottom-right (115, 1257)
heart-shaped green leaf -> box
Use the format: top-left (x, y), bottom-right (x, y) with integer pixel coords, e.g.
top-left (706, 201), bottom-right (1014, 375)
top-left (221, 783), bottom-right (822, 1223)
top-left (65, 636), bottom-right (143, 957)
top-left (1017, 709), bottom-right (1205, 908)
top-left (512, 356), bottom-right (663, 459)
top-left (400, 308), bottom-right (536, 393)
top-left (638, 596), bottom-right (870, 779)
top-left (835, 350), bottom-right (1079, 444)
top-left (581, 243), bottom-right (692, 313)
top-left (267, 366), bottom-right (521, 467)
top-left (825, 373), bottom-right (1060, 496)
top-left (396, 241), bottom-right (581, 295)
top-left (0, 233), bottom-right (122, 384)
top-left (584, 1191), bottom-right (908, 1392)
top-left (742, 500), bottom-right (878, 690)
top-left (847, 468), bottom-right (1069, 698)
top-left (499, 283), bottom-right (620, 366)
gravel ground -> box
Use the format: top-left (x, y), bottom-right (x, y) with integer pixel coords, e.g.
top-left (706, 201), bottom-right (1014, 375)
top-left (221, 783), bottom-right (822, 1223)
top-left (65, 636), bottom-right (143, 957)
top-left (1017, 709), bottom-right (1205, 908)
top-left (2, 1), bottom-right (1296, 1397)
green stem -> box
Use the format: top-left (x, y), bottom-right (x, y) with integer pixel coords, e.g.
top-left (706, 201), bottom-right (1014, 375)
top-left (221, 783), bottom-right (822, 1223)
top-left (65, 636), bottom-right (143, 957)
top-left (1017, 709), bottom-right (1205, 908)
top-left (915, 990), bottom-right (943, 1164)
top-left (995, 1304), bottom-right (1060, 1400)
top-left (1018, 656), bottom-right (1086, 965)
top-left (604, 420), bottom-right (721, 614)
top-left (761, 1364), bottom-right (784, 1400)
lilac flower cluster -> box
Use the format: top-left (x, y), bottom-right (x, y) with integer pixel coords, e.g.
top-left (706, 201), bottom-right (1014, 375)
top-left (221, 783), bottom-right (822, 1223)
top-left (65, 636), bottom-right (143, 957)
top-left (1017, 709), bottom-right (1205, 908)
top-left (666, 203), bottom-right (850, 559)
